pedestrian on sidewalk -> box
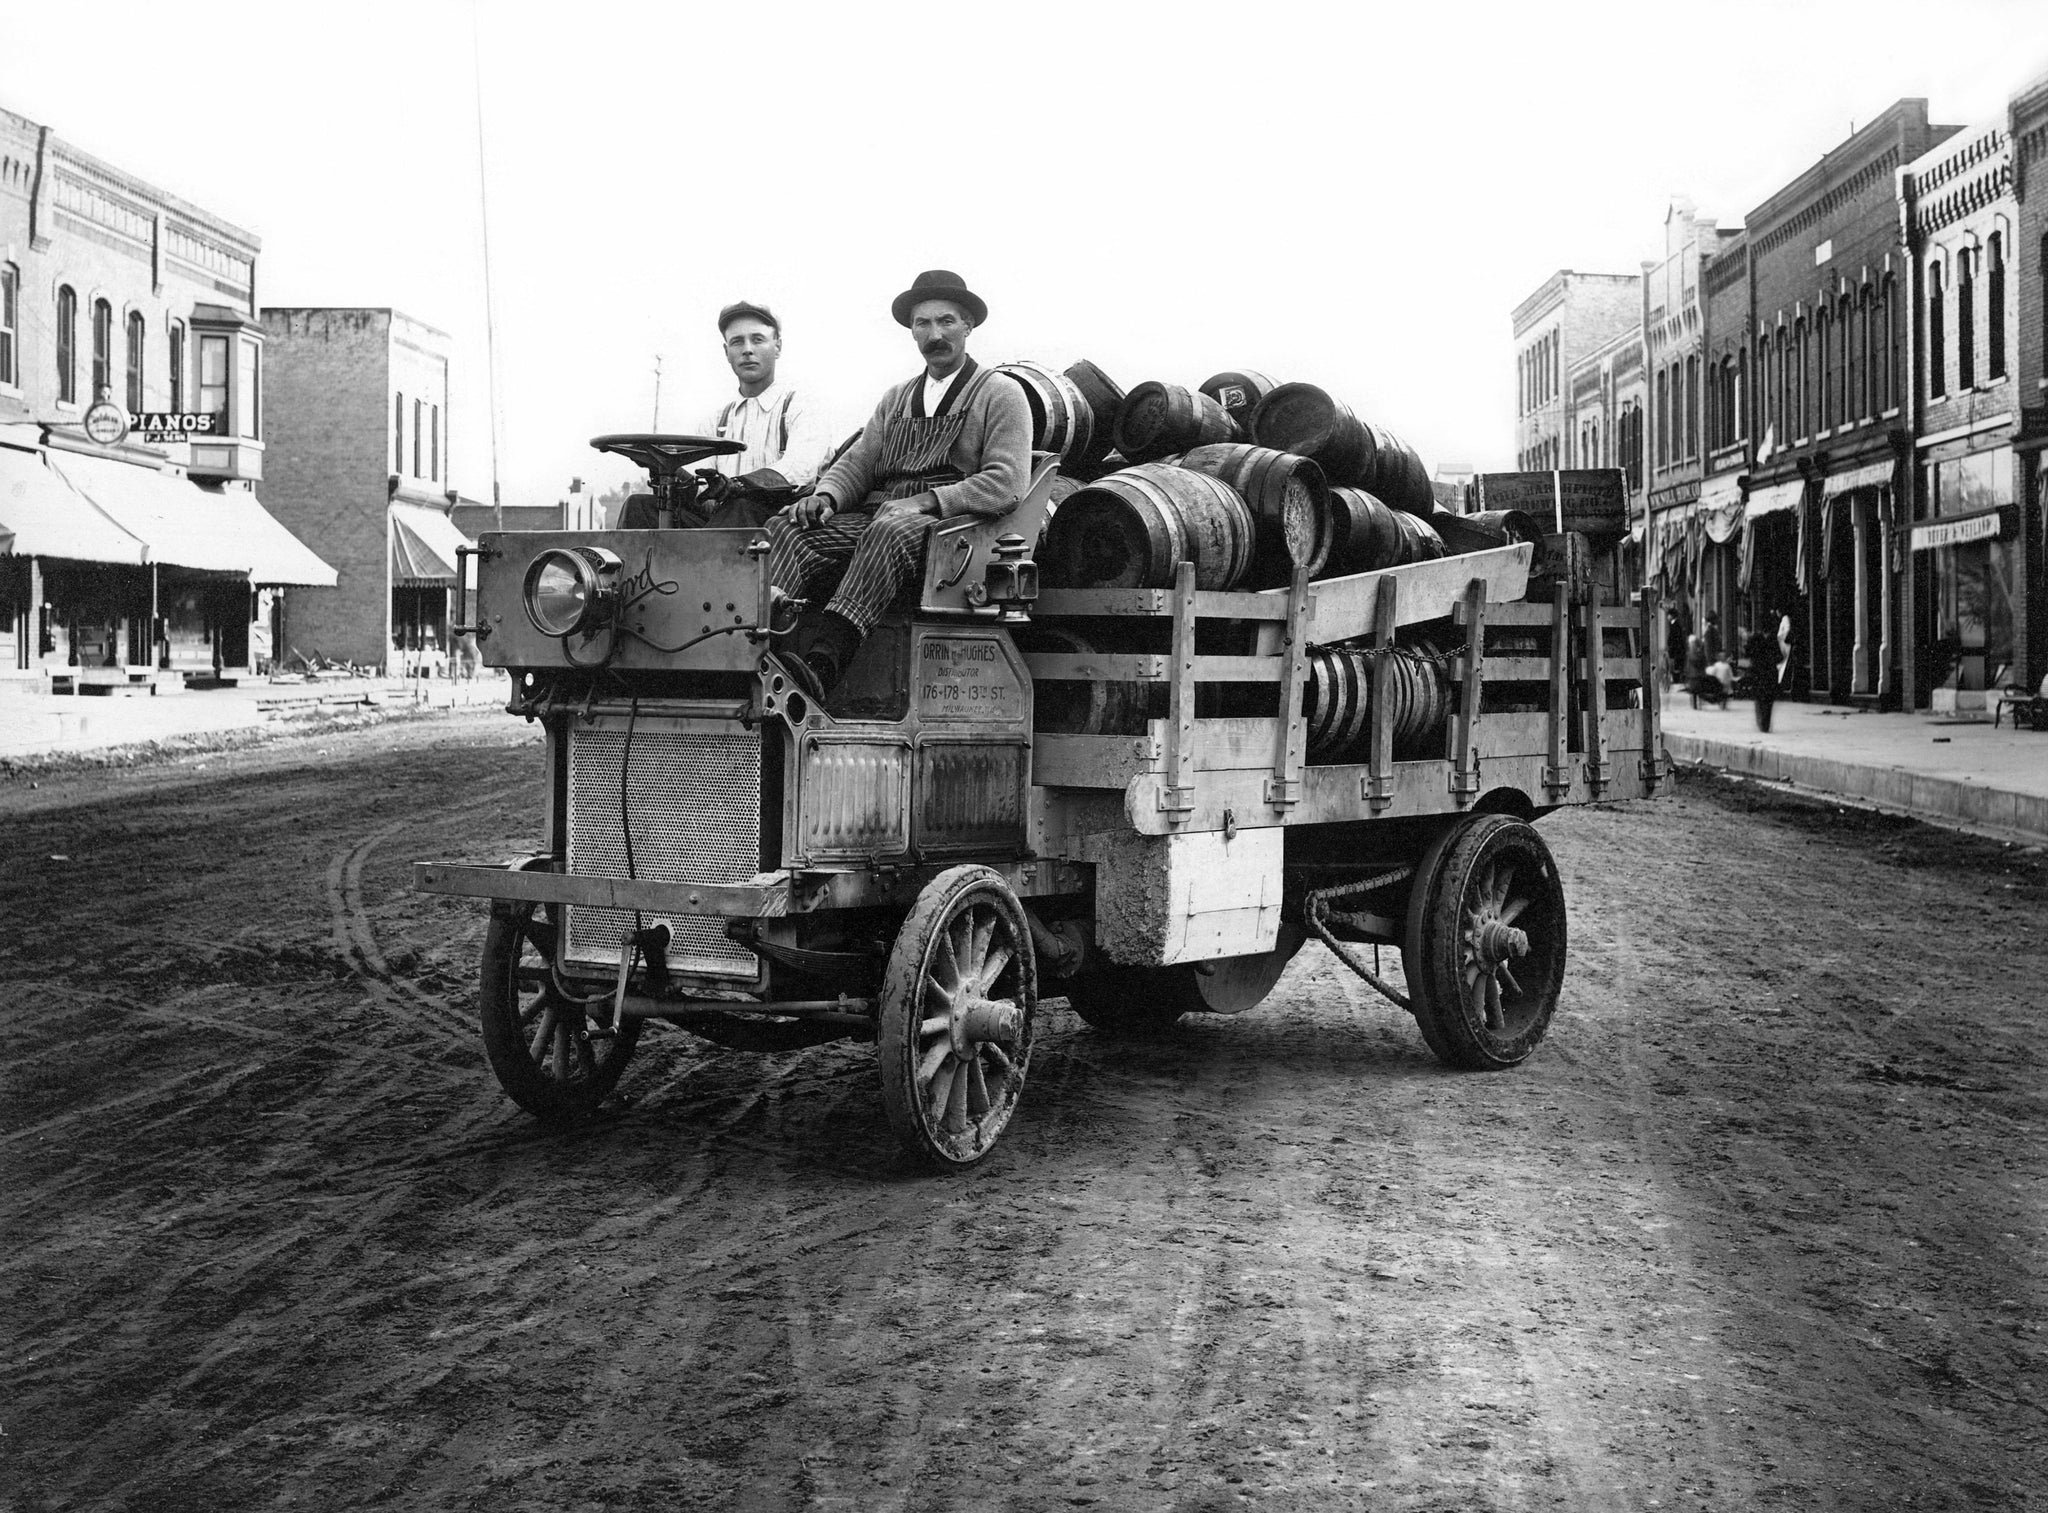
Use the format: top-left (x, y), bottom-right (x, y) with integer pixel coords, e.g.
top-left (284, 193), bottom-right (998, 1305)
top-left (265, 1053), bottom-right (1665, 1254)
top-left (1746, 612), bottom-right (1783, 731)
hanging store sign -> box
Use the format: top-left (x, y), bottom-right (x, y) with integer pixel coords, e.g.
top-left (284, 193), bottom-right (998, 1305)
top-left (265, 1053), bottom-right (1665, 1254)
top-left (1468, 469), bottom-right (1629, 539)
top-left (82, 399), bottom-right (130, 446)
top-left (1909, 504), bottom-right (2017, 553)
top-left (131, 412), bottom-right (223, 444)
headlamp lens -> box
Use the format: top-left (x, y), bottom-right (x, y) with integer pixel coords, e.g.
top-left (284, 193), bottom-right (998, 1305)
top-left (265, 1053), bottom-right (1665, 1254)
top-left (524, 549), bottom-right (608, 637)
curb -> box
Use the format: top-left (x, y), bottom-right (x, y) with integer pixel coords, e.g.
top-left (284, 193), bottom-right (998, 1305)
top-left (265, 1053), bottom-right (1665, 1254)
top-left (1665, 732), bottom-right (2048, 845)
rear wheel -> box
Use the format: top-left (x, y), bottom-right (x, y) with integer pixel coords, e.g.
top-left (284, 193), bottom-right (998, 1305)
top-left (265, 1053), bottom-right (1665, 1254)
top-left (479, 901), bottom-right (642, 1121)
top-left (1402, 815), bottom-right (1567, 1069)
top-left (878, 867), bottom-right (1038, 1169)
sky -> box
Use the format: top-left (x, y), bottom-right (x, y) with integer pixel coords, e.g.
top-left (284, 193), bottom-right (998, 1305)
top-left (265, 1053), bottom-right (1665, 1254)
top-left (3, 0), bottom-right (2043, 507)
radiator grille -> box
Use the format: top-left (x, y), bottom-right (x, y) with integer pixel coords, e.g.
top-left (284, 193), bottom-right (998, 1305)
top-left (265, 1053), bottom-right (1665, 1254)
top-left (564, 725), bottom-right (763, 978)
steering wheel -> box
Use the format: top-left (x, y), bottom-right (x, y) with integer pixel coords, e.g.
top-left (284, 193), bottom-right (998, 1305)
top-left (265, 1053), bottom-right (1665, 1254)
top-left (589, 433), bottom-right (745, 482)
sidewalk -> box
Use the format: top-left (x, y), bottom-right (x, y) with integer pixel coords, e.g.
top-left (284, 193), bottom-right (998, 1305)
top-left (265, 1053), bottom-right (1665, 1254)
top-left (0, 675), bottom-right (505, 761)
top-left (1660, 689), bottom-right (2048, 844)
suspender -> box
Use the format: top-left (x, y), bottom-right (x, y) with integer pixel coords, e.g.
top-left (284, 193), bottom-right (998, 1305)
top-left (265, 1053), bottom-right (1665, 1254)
top-left (905, 357), bottom-right (987, 420)
top-left (718, 391), bottom-right (797, 460)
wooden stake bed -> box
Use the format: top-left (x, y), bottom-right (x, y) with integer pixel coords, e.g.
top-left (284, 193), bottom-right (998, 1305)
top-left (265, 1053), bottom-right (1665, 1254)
top-left (1026, 544), bottom-right (1669, 831)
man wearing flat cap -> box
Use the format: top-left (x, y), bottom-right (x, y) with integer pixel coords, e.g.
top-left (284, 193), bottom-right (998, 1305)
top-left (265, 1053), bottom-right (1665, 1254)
top-left (617, 300), bottom-right (833, 528)
top-left (766, 269), bottom-right (1031, 697)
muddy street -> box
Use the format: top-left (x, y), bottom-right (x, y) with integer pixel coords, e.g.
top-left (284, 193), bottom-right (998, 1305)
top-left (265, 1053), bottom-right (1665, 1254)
top-left (2, 714), bottom-right (2043, 1512)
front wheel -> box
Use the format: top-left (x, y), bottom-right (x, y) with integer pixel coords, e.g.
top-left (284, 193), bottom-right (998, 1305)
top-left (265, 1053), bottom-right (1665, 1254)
top-left (878, 866), bottom-right (1038, 1169)
top-left (478, 901), bottom-right (642, 1121)
top-left (1402, 815), bottom-right (1567, 1070)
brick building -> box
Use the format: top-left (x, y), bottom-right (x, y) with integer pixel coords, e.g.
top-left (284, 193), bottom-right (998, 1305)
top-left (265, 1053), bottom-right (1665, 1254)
top-left (1899, 121), bottom-right (2027, 710)
top-left (258, 308), bottom-right (468, 673)
top-left (0, 102), bottom-right (333, 690)
top-left (1737, 100), bottom-right (1958, 706)
top-left (1695, 226), bottom-right (1752, 661)
top-left (2008, 70), bottom-right (2048, 695)
top-left (1564, 323), bottom-right (1647, 576)
top-left (1512, 271), bottom-right (1641, 473)
top-left (1641, 202), bottom-right (1744, 649)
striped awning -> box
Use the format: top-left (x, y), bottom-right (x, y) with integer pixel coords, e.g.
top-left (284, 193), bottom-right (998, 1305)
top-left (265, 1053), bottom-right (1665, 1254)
top-left (390, 503), bottom-right (474, 585)
top-left (47, 451), bottom-right (337, 585)
top-left (1745, 478), bottom-right (1806, 522)
top-left (0, 444), bottom-right (149, 565)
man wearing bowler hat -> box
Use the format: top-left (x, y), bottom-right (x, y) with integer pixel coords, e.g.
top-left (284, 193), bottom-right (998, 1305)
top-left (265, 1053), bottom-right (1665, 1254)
top-left (765, 269), bottom-right (1030, 698)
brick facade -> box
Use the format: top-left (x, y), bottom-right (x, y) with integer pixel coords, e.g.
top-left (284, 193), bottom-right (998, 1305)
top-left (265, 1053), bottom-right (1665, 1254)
top-left (259, 308), bottom-right (454, 671)
top-left (1511, 271), bottom-right (1641, 473)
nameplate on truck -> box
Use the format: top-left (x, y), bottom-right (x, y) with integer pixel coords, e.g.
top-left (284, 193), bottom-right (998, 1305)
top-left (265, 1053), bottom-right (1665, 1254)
top-left (917, 633), bottom-right (1026, 722)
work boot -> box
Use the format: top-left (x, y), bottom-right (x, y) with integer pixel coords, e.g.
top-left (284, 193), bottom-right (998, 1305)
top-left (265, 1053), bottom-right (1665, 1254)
top-left (783, 610), bottom-right (863, 701)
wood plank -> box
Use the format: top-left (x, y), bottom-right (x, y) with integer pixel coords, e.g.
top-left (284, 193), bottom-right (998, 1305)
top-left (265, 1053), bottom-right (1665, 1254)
top-left (1023, 652), bottom-right (1167, 682)
top-left (1290, 544), bottom-right (1533, 642)
top-left (1366, 576), bottom-right (1398, 810)
top-left (1474, 711), bottom-right (1550, 761)
top-left (1546, 585), bottom-right (1572, 795)
top-left (1189, 655), bottom-right (1287, 683)
top-left (1034, 587), bottom-right (1168, 617)
top-left (1639, 584), bottom-right (1665, 791)
top-left (1194, 589), bottom-right (1293, 620)
top-left (1480, 602), bottom-right (1560, 627)
top-left (1197, 715), bottom-right (1286, 770)
top-left (1165, 562), bottom-right (1198, 810)
top-left (1272, 568), bottom-right (1313, 806)
top-left (1583, 595), bottom-right (1608, 792)
top-left (1469, 656), bottom-right (1559, 682)
top-left (1032, 732), bottom-right (1157, 789)
top-left (1453, 580), bottom-right (1486, 801)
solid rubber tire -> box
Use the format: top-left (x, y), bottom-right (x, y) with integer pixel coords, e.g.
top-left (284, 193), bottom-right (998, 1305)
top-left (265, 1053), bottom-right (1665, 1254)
top-left (478, 904), bottom-right (642, 1122)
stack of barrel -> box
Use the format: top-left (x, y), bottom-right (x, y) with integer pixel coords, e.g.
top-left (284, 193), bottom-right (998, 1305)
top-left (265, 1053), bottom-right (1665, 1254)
top-left (1303, 642), bottom-right (1457, 763)
top-left (999, 360), bottom-right (1473, 593)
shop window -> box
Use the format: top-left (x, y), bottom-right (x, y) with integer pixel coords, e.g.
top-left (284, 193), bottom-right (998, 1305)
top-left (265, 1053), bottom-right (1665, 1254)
top-left (56, 285), bottom-right (76, 403)
top-left (198, 333), bottom-right (229, 424)
top-left (1928, 263), bottom-right (1946, 399)
top-left (125, 311), bottom-right (145, 414)
top-left (168, 321), bottom-right (184, 414)
top-left (1988, 233), bottom-right (2006, 380)
top-left (0, 262), bottom-right (16, 387)
top-left (395, 392), bottom-right (405, 474)
top-left (1957, 248), bottom-right (1975, 390)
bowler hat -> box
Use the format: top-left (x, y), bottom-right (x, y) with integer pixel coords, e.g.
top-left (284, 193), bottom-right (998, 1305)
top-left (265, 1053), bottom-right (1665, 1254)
top-left (891, 270), bottom-right (987, 328)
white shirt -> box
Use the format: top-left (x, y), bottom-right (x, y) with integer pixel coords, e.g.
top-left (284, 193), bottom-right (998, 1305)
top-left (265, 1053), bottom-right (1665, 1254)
top-left (697, 381), bottom-right (832, 485)
top-left (921, 366), bottom-right (963, 418)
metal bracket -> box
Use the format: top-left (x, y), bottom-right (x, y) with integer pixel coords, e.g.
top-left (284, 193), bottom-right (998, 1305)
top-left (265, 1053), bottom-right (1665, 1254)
top-left (1157, 786), bottom-right (1196, 814)
top-left (1449, 759), bottom-right (1482, 798)
top-left (1263, 776), bottom-right (1300, 806)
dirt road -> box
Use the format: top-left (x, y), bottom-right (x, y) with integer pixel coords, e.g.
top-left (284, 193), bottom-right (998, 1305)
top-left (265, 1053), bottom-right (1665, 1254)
top-left (2, 714), bottom-right (2043, 1511)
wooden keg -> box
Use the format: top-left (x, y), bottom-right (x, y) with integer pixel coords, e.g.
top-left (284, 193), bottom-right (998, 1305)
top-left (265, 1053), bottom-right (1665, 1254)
top-left (1250, 383), bottom-right (1375, 486)
top-left (1389, 509), bottom-right (1446, 564)
top-left (1176, 442), bottom-right (1331, 587)
top-left (1198, 370), bottom-right (1278, 434)
top-left (1323, 486), bottom-right (1404, 576)
top-left (1355, 423), bottom-right (1436, 515)
top-left (1018, 625), bottom-right (1160, 735)
top-left (996, 360), bottom-right (1097, 466)
top-left (1062, 359), bottom-right (1125, 468)
top-left (1114, 381), bottom-right (1243, 464)
top-left (1038, 463), bottom-right (1255, 590)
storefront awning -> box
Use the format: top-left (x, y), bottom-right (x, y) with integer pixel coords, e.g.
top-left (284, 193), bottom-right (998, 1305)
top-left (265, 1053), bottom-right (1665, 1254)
top-left (1745, 478), bottom-right (1805, 522)
top-left (390, 503), bottom-right (475, 585)
top-left (47, 451), bottom-right (337, 586)
top-left (1699, 472), bottom-right (1744, 512)
top-left (0, 444), bottom-right (150, 565)
top-left (1823, 456), bottom-right (1895, 500)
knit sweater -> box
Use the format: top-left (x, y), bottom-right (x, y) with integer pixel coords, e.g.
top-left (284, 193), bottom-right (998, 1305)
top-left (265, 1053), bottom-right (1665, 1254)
top-left (813, 362), bottom-right (1032, 519)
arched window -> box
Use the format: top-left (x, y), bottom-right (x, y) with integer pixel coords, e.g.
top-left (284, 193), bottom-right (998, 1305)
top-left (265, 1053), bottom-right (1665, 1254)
top-left (1684, 355), bottom-right (1699, 458)
top-left (1988, 233), bottom-right (2006, 380)
top-left (1879, 275), bottom-right (1897, 411)
top-left (56, 285), bottom-right (77, 403)
top-left (168, 321), bottom-right (184, 414)
top-left (395, 391), bottom-right (405, 473)
top-left (91, 298), bottom-right (113, 399)
top-left (1957, 247), bottom-right (1975, 389)
top-left (1654, 367), bottom-right (1669, 468)
top-left (1792, 317), bottom-right (1807, 436)
top-left (1850, 289), bottom-right (1868, 421)
top-left (1928, 262), bottom-right (1946, 399)
top-left (1818, 306), bottom-right (1833, 430)
top-left (0, 262), bottom-right (17, 387)
top-left (1736, 349), bottom-right (1748, 442)
top-left (413, 397), bottom-right (423, 478)
top-left (431, 405), bottom-right (440, 482)
top-left (125, 311), bottom-right (145, 414)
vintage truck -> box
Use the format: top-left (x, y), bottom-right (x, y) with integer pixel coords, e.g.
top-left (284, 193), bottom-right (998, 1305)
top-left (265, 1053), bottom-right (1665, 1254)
top-left (413, 432), bottom-right (1668, 1168)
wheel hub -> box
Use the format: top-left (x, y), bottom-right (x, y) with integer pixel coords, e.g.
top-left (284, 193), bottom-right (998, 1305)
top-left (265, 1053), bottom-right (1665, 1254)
top-left (954, 996), bottom-right (1023, 1052)
top-left (1474, 918), bottom-right (1529, 970)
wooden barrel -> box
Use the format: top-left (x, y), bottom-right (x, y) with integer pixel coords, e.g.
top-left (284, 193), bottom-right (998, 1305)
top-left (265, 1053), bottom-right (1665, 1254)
top-left (1176, 442), bottom-right (1331, 587)
top-left (1323, 486), bottom-right (1404, 576)
top-left (1199, 370), bottom-right (1278, 434)
top-left (1038, 463), bottom-right (1255, 590)
top-left (997, 360), bottom-right (1097, 466)
top-left (1389, 509), bottom-right (1446, 564)
top-left (1019, 625), bottom-right (1161, 735)
top-left (1356, 423), bottom-right (1435, 515)
top-left (1063, 359), bottom-right (1125, 468)
top-left (1250, 383), bottom-right (1375, 486)
top-left (1114, 381), bottom-right (1243, 464)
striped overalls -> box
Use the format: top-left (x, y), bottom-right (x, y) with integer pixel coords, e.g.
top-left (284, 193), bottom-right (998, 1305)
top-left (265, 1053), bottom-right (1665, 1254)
top-left (764, 363), bottom-right (996, 633)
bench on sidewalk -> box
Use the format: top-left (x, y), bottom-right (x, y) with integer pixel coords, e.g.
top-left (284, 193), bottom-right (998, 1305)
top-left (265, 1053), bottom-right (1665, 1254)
top-left (1993, 674), bottom-right (2048, 731)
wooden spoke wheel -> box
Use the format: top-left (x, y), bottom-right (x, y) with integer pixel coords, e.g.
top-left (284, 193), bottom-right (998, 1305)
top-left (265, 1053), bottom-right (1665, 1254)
top-left (878, 867), bottom-right (1038, 1169)
top-left (1402, 815), bottom-right (1567, 1070)
top-left (478, 901), bottom-right (642, 1122)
